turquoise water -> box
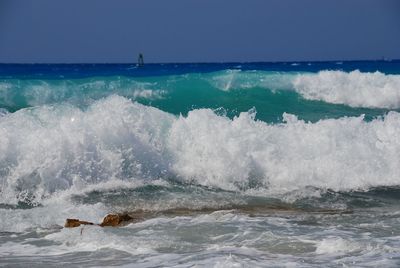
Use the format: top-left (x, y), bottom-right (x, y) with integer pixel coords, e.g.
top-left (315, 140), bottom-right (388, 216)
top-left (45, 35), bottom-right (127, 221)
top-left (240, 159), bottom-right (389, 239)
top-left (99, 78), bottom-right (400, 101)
top-left (0, 70), bottom-right (393, 121)
top-left (1, 62), bottom-right (400, 267)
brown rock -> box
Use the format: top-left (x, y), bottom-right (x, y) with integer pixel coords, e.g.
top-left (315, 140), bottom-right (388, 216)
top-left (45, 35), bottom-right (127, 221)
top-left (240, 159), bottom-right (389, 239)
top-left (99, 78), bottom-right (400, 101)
top-left (64, 218), bottom-right (95, 228)
top-left (100, 213), bottom-right (133, 227)
top-left (65, 219), bottom-right (81, 228)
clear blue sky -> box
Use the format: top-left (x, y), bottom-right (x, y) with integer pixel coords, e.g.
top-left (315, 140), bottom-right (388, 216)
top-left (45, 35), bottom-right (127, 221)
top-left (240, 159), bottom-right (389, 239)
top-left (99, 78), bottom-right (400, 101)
top-left (0, 0), bottom-right (399, 63)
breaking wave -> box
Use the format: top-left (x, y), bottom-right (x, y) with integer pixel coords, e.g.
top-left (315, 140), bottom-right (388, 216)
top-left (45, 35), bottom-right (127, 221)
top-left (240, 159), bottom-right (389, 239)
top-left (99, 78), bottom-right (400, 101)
top-left (293, 70), bottom-right (400, 109)
top-left (0, 76), bottom-right (164, 111)
top-left (210, 70), bottom-right (400, 109)
top-left (1, 95), bottom-right (400, 204)
top-left (1, 69), bottom-right (400, 115)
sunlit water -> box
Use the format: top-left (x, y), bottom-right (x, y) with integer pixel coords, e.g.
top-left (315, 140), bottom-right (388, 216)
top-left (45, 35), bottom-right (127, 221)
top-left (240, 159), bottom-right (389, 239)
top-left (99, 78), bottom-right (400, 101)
top-left (1, 61), bottom-right (400, 267)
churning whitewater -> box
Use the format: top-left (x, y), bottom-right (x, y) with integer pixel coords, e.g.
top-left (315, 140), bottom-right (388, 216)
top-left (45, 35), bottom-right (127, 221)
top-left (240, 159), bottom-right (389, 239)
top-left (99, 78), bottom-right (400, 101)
top-left (1, 62), bottom-right (400, 267)
top-left (1, 95), bottom-right (400, 205)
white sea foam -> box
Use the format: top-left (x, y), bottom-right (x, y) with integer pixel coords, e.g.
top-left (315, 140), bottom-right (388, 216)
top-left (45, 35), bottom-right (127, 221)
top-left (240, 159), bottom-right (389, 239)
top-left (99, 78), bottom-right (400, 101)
top-left (169, 109), bottom-right (400, 193)
top-left (1, 95), bottom-right (400, 205)
top-left (316, 237), bottom-right (363, 255)
top-left (210, 70), bottom-right (400, 109)
top-left (0, 96), bottom-right (174, 204)
top-left (0, 202), bottom-right (107, 232)
top-left (294, 70), bottom-right (400, 109)
top-left (1, 195), bottom-right (399, 267)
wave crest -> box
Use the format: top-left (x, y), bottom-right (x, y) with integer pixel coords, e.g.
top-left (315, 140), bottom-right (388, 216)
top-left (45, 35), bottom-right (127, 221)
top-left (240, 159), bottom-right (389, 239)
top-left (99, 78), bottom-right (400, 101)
top-left (0, 76), bottom-right (164, 110)
top-left (294, 70), bottom-right (400, 109)
top-left (2, 70), bottom-right (400, 113)
top-left (1, 96), bottom-right (400, 204)
top-left (210, 69), bottom-right (400, 109)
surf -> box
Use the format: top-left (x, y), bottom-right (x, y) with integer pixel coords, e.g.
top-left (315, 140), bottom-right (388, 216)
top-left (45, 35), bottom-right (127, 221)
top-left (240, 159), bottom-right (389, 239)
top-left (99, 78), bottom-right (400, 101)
top-left (2, 62), bottom-right (400, 267)
top-left (1, 69), bottom-right (396, 123)
top-left (1, 95), bottom-right (400, 206)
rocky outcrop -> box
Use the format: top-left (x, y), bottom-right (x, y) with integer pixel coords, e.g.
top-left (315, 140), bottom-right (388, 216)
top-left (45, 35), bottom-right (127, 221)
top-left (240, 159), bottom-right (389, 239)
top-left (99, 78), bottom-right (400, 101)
top-left (65, 206), bottom-right (353, 228)
top-left (64, 213), bottom-right (135, 228)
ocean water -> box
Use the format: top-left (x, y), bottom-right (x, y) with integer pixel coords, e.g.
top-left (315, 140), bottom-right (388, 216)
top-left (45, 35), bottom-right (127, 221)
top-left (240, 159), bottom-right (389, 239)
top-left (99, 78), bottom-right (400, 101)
top-left (1, 61), bottom-right (400, 267)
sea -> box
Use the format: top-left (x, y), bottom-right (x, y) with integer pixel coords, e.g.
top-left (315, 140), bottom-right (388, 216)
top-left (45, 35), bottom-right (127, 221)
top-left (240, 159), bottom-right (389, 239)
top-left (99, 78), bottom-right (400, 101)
top-left (1, 61), bottom-right (400, 267)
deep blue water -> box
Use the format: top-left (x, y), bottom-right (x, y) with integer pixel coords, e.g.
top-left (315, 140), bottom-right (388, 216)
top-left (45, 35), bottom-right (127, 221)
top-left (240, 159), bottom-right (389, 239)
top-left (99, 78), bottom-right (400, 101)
top-left (1, 60), bottom-right (400, 79)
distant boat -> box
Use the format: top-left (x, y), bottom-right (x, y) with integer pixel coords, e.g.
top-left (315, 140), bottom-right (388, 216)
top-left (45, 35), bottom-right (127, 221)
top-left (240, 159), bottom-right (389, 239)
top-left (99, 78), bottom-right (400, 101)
top-left (137, 53), bottom-right (144, 67)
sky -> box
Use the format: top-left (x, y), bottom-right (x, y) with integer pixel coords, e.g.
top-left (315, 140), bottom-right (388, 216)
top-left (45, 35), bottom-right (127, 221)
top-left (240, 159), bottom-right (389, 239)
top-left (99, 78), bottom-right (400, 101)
top-left (0, 0), bottom-right (399, 63)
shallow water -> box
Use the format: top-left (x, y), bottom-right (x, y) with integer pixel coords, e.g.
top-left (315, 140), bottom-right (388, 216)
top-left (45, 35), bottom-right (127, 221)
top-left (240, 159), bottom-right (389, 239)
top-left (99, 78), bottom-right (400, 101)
top-left (2, 185), bottom-right (400, 267)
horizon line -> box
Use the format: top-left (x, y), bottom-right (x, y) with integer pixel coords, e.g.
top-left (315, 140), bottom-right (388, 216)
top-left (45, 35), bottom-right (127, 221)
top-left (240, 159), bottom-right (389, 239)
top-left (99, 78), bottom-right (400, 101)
top-left (0, 59), bottom-right (399, 65)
